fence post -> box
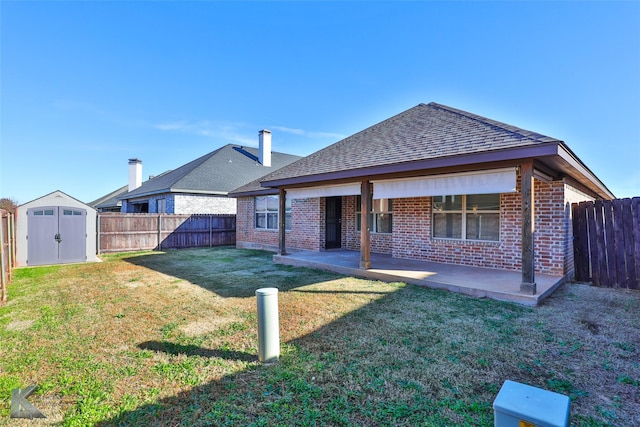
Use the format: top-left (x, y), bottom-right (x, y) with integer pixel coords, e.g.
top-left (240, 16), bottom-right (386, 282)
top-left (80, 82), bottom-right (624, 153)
top-left (157, 214), bottom-right (162, 250)
top-left (8, 213), bottom-right (14, 276)
top-left (209, 215), bottom-right (213, 247)
top-left (96, 214), bottom-right (101, 255)
top-left (0, 212), bottom-right (6, 303)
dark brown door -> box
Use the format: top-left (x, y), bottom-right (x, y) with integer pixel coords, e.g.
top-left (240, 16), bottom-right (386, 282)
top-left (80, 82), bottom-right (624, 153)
top-left (325, 197), bottom-right (342, 249)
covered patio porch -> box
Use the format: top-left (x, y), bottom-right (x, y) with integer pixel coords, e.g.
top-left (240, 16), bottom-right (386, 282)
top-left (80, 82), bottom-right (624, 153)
top-left (273, 250), bottom-right (566, 306)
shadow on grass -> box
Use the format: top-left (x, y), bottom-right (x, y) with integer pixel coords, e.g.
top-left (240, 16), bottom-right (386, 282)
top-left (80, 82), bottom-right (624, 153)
top-left (121, 248), bottom-right (342, 298)
top-left (94, 285), bottom-right (519, 427)
top-left (97, 288), bottom-right (407, 427)
top-left (97, 248), bottom-right (545, 426)
top-left (139, 341), bottom-right (257, 363)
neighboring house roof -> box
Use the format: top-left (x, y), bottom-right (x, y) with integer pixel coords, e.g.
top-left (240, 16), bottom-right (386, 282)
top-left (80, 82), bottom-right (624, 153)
top-left (122, 144), bottom-right (302, 200)
top-left (88, 185), bottom-right (127, 210)
top-left (89, 170), bottom-right (172, 210)
top-left (234, 102), bottom-right (611, 199)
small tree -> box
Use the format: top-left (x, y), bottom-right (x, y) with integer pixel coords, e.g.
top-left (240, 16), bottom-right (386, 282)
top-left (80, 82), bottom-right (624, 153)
top-left (0, 197), bottom-right (18, 213)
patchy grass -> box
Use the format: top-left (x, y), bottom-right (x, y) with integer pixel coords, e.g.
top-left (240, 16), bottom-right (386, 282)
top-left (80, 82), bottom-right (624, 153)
top-left (0, 247), bottom-right (638, 426)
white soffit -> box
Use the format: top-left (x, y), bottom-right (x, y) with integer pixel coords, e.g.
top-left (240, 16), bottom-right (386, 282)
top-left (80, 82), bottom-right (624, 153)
top-left (286, 183), bottom-right (361, 199)
top-left (373, 167), bottom-right (517, 199)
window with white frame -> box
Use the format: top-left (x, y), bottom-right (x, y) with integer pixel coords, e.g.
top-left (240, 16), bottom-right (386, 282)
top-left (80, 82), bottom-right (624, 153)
top-left (356, 195), bottom-right (393, 234)
top-left (255, 196), bottom-right (291, 230)
top-left (432, 193), bottom-right (500, 241)
top-left (156, 198), bottom-right (166, 213)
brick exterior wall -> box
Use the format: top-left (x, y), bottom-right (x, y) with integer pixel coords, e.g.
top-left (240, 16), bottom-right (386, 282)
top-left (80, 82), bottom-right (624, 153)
top-left (342, 195), bottom-right (393, 254)
top-left (123, 193), bottom-right (235, 214)
top-left (236, 197), bottom-right (320, 251)
top-left (235, 173), bottom-right (602, 277)
top-left (174, 194), bottom-right (236, 214)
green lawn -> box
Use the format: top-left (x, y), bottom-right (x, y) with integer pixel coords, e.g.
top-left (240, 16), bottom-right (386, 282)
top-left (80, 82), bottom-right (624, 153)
top-left (0, 247), bottom-right (638, 426)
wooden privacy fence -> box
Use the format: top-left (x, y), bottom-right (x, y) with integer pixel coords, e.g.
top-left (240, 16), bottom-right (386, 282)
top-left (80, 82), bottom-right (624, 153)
top-left (572, 197), bottom-right (640, 289)
top-left (98, 213), bottom-right (236, 253)
top-left (1, 209), bottom-right (16, 304)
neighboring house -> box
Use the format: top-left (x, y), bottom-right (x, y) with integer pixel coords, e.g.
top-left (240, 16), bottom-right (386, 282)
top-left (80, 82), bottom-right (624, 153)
top-left (88, 185), bottom-right (127, 212)
top-left (88, 170), bottom-right (172, 212)
top-left (113, 130), bottom-right (301, 214)
top-left (230, 103), bottom-right (613, 294)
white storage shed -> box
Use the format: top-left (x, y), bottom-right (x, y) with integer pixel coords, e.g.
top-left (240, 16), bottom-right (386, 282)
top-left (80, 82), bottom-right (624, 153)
top-left (16, 191), bottom-right (98, 266)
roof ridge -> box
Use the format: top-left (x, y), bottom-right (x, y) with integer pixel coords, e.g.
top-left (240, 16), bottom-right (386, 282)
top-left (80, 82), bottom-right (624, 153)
top-left (427, 102), bottom-right (559, 143)
top-left (171, 144), bottom-right (234, 189)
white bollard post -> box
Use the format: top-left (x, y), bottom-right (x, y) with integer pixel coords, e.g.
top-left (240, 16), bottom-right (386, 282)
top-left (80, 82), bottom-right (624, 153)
top-left (256, 287), bottom-right (280, 363)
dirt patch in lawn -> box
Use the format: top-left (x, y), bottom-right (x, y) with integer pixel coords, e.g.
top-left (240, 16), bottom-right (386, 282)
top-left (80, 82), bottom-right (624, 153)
top-left (4, 319), bottom-right (35, 331)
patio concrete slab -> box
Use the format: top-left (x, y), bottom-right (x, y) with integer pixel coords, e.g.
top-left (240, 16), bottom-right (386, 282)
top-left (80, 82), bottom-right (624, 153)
top-left (273, 250), bottom-right (565, 306)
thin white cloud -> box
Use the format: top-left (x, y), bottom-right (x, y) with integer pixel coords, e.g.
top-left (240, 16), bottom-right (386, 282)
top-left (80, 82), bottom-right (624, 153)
top-left (155, 121), bottom-right (190, 131)
top-left (271, 125), bottom-right (305, 136)
top-left (271, 125), bottom-right (345, 140)
top-left (153, 120), bottom-right (256, 146)
top-left (307, 131), bottom-right (346, 140)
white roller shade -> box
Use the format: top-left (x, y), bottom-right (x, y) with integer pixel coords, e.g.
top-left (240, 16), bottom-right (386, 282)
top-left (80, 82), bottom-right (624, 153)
top-left (286, 182), bottom-right (361, 200)
top-left (373, 168), bottom-right (517, 199)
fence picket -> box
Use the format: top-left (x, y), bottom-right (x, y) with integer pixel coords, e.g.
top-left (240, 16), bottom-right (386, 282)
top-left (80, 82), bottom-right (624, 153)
top-left (0, 209), bottom-right (16, 304)
top-left (612, 199), bottom-right (626, 288)
top-left (633, 198), bottom-right (640, 289)
top-left (572, 202), bottom-right (589, 281)
top-left (573, 197), bottom-right (639, 289)
top-left (622, 199), bottom-right (637, 289)
top-left (603, 201), bottom-right (618, 287)
top-left (98, 213), bottom-right (235, 253)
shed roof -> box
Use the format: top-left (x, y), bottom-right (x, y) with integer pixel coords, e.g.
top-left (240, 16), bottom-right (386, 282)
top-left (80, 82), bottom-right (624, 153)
top-left (19, 190), bottom-right (96, 211)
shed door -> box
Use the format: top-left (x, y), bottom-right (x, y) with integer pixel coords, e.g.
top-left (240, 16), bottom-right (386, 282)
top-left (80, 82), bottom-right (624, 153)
top-left (27, 207), bottom-right (59, 266)
top-left (27, 207), bottom-right (86, 265)
top-left (59, 208), bottom-right (86, 263)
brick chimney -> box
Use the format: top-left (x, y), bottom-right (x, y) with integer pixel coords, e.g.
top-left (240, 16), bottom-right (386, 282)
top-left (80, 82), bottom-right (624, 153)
top-left (259, 129), bottom-right (272, 167)
top-left (128, 158), bottom-right (142, 192)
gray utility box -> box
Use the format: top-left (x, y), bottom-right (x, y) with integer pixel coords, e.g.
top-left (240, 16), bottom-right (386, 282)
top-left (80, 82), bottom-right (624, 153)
top-left (494, 380), bottom-right (570, 427)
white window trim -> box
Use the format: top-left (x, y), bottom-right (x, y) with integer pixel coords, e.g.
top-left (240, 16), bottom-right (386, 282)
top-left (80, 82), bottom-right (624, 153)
top-left (255, 196), bottom-right (291, 231)
top-left (432, 194), bottom-right (501, 242)
top-left (356, 196), bottom-right (393, 234)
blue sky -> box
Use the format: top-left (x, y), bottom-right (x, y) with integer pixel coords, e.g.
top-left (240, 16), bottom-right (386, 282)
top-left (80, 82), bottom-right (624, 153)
top-left (1, 1), bottom-right (639, 204)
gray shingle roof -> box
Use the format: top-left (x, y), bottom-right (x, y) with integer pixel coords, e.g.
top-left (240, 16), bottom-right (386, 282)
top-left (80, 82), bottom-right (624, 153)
top-left (89, 185), bottom-right (127, 209)
top-left (122, 144), bottom-right (301, 199)
top-left (259, 102), bottom-right (561, 186)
